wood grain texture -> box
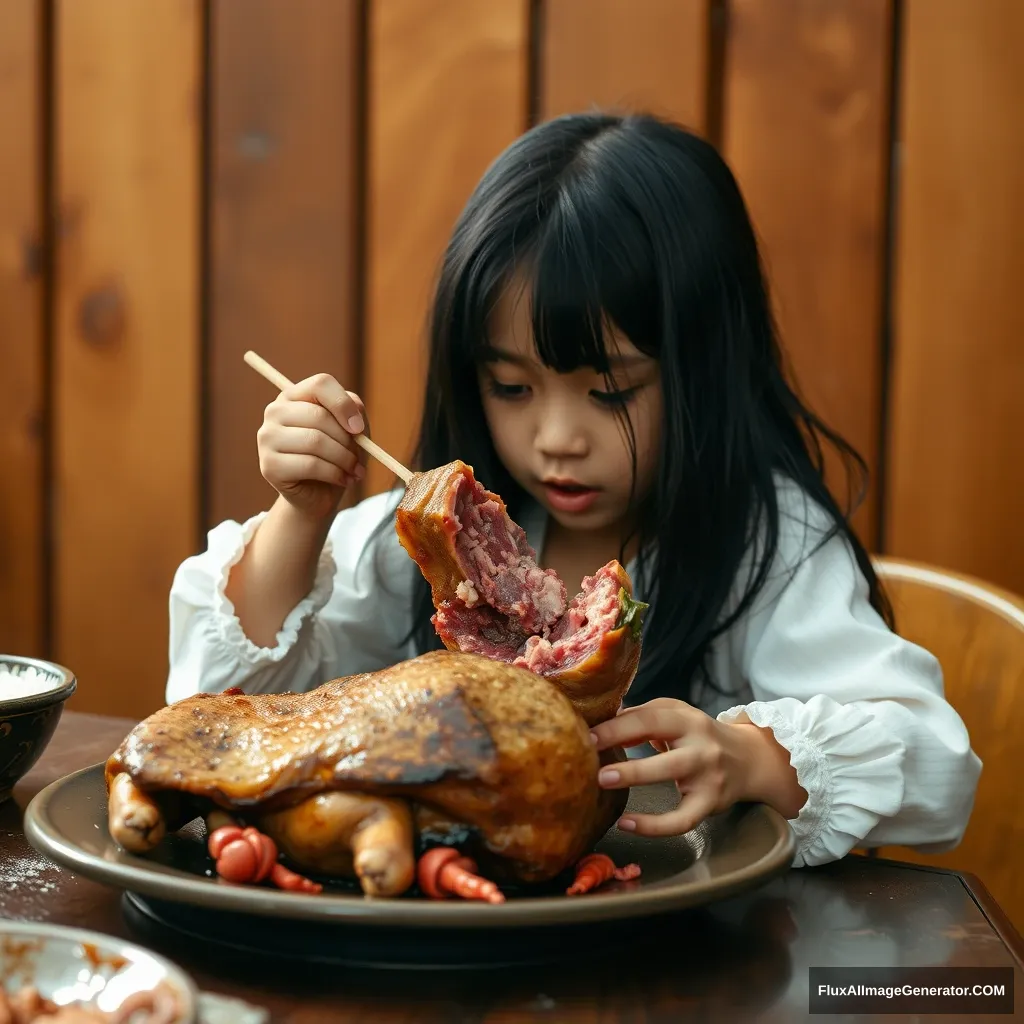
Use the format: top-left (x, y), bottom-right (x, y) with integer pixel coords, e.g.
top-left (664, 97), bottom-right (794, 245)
top-left (721, 0), bottom-right (893, 548)
top-left (208, 0), bottom-right (361, 528)
top-left (53, 0), bottom-right (200, 718)
top-left (873, 556), bottom-right (1024, 933)
top-left (363, 0), bottom-right (530, 496)
top-left (0, 0), bottom-right (44, 658)
top-left (539, 0), bottom-right (709, 130)
top-left (885, 0), bottom-right (1024, 594)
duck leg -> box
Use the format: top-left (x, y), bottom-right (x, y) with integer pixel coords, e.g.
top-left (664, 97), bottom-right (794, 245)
top-left (108, 772), bottom-right (172, 853)
top-left (257, 791), bottom-right (416, 897)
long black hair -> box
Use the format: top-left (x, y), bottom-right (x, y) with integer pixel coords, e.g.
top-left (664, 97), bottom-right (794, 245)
top-left (372, 111), bottom-right (891, 705)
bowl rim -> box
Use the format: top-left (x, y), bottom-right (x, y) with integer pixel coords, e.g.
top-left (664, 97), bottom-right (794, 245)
top-left (0, 655), bottom-right (77, 716)
top-left (0, 918), bottom-right (200, 1021)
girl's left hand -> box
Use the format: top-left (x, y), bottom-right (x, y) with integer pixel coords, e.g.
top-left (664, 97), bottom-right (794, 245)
top-left (590, 698), bottom-right (807, 837)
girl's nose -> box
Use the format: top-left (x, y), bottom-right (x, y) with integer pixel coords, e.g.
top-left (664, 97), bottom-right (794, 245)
top-left (535, 403), bottom-right (589, 459)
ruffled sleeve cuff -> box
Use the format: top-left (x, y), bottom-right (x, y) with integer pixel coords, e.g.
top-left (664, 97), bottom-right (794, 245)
top-left (717, 695), bottom-right (907, 866)
top-left (205, 512), bottom-right (338, 666)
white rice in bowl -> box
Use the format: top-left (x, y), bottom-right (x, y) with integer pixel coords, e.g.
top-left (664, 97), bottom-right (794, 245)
top-left (0, 661), bottom-right (64, 704)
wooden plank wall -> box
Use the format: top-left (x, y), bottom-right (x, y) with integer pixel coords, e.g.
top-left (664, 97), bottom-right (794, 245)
top-left (1, 0), bottom-right (1022, 727)
top-left (207, 0), bottom-right (361, 527)
top-left (720, 0), bottom-right (894, 547)
top-left (885, 0), bottom-right (1024, 588)
top-left (362, 0), bottom-right (531, 497)
top-left (0, 0), bottom-right (44, 660)
top-left (539, 0), bottom-right (710, 130)
top-left (52, 0), bottom-right (201, 720)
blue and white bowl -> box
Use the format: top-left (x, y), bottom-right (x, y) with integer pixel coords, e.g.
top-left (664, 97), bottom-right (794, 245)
top-left (0, 655), bottom-right (77, 802)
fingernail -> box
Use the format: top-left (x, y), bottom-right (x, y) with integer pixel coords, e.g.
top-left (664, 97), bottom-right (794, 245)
top-left (347, 414), bottom-right (364, 434)
top-left (353, 463), bottom-right (365, 481)
top-left (598, 768), bottom-right (620, 786)
top-left (617, 818), bottom-right (636, 832)
top-left (589, 731), bottom-right (599, 745)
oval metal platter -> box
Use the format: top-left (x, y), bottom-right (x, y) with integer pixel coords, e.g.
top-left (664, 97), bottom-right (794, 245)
top-left (25, 762), bottom-right (794, 931)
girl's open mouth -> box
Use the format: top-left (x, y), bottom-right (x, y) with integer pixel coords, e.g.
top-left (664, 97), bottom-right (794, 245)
top-left (542, 482), bottom-right (599, 514)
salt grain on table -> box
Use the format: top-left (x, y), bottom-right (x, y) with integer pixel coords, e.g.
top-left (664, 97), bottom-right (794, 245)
top-left (0, 853), bottom-right (63, 903)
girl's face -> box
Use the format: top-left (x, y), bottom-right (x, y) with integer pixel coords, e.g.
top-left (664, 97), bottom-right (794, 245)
top-left (478, 281), bottom-right (663, 535)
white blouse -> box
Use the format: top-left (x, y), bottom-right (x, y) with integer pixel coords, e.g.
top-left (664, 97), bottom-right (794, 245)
top-left (166, 482), bottom-right (981, 870)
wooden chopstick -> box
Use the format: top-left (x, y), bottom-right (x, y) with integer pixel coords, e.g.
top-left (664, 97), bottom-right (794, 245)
top-left (243, 350), bottom-right (413, 485)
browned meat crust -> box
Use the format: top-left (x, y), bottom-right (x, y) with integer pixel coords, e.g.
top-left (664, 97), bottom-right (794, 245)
top-left (106, 650), bottom-right (627, 882)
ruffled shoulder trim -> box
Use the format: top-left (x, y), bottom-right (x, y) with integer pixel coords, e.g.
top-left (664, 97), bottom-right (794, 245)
top-left (207, 512), bottom-right (338, 665)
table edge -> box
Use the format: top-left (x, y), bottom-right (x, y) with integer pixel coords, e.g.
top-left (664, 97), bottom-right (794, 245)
top-left (858, 853), bottom-right (1024, 966)
top-left (957, 869), bottom-right (1024, 968)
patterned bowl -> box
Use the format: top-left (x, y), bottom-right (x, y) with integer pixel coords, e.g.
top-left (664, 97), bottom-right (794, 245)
top-left (0, 919), bottom-right (198, 1021)
top-left (0, 655), bottom-right (77, 803)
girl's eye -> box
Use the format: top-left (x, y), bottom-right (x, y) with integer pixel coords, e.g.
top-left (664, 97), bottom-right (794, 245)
top-left (590, 387), bottom-right (637, 408)
top-left (487, 380), bottom-right (530, 400)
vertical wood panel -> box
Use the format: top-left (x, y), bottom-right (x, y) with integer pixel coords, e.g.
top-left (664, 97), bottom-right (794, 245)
top-left (363, 0), bottom-right (530, 496)
top-left (721, 0), bottom-right (893, 548)
top-left (54, 0), bottom-right (200, 718)
top-left (0, 0), bottom-right (44, 658)
top-left (208, 0), bottom-right (361, 528)
top-left (886, 0), bottom-right (1024, 595)
top-left (539, 0), bottom-right (710, 131)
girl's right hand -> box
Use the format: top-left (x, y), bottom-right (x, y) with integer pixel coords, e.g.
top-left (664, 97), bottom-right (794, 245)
top-left (257, 373), bottom-right (368, 521)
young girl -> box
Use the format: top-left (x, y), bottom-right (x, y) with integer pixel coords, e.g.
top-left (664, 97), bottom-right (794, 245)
top-left (167, 111), bottom-right (980, 868)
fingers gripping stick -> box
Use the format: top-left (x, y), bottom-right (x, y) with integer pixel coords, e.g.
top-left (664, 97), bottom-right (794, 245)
top-left (243, 350), bottom-right (413, 485)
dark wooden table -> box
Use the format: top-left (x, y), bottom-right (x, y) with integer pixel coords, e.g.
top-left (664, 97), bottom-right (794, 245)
top-left (3, 712), bottom-right (1022, 1022)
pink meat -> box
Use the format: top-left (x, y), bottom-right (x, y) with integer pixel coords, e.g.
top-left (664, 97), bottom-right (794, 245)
top-left (451, 477), bottom-right (566, 634)
top-left (513, 567), bottom-right (621, 674)
top-left (433, 564), bottom-right (623, 679)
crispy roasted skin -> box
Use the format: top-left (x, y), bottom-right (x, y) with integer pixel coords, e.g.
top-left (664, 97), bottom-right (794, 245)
top-left (105, 650), bottom-right (626, 882)
top-left (394, 460), bottom-right (502, 608)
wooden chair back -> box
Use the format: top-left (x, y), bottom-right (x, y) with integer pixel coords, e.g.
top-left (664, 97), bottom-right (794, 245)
top-left (870, 556), bottom-right (1024, 931)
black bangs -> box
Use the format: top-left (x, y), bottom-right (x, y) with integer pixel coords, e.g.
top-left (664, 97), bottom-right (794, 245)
top-left (448, 127), bottom-right (664, 377)
top-left (530, 160), bottom-right (662, 375)
top-left (529, 199), bottom-right (616, 373)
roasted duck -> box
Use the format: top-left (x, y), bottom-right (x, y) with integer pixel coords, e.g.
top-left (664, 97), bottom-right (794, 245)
top-left (106, 651), bottom-right (634, 898)
top-left (106, 460), bottom-right (648, 901)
